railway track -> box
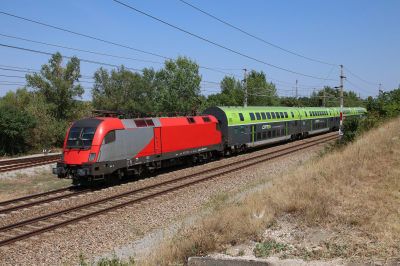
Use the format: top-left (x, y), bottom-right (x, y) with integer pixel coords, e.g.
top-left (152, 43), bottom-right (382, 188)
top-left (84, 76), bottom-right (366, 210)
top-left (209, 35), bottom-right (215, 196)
top-left (0, 154), bottom-right (61, 173)
top-left (0, 133), bottom-right (338, 247)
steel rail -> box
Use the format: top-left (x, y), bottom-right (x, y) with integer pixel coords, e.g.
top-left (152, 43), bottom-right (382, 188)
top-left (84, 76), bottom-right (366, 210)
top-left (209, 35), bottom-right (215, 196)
top-left (0, 134), bottom-right (337, 246)
top-left (0, 154), bottom-right (60, 166)
top-left (0, 159), bottom-right (60, 173)
top-left (0, 189), bottom-right (91, 214)
top-left (0, 187), bottom-right (76, 207)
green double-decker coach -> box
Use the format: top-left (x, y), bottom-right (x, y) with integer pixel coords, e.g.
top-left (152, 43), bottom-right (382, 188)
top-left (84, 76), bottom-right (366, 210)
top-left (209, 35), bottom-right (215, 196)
top-left (202, 106), bottom-right (366, 155)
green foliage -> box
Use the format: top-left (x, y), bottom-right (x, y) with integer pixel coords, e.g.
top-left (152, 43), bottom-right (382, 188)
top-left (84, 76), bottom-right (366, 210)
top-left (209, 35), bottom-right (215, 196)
top-left (365, 86), bottom-right (400, 116)
top-left (255, 241), bottom-right (288, 258)
top-left (0, 105), bottom-right (36, 155)
top-left (340, 117), bottom-right (360, 143)
top-left (79, 251), bottom-right (136, 266)
top-left (25, 51), bottom-right (84, 121)
top-left (92, 66), bottom-right (157, 113)
top-left (156, 55), bottom-right (202, 113)
top-left (247, 70), bottom-right (279, 106)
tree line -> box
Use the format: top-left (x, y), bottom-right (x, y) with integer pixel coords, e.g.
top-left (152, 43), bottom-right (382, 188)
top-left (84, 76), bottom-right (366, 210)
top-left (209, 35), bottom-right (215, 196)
top-left (0, 52), bottom-right (398, 155)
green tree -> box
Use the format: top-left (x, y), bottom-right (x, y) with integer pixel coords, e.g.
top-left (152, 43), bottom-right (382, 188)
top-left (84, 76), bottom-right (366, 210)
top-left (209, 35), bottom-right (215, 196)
top-left (25, 52), bottom-right (84, 120)
top-left (0, 105), bottom-right (36, 155)
top-left (155, 55), bottom-right (202, 113)
top-left (246, 70), bottom-right (279, 106)
top-left (92, 66), bottom-right (157, 113)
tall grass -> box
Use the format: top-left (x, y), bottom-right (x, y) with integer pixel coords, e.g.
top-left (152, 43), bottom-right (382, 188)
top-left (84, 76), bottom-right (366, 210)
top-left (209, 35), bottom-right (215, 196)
top-left (149, 117), bottom-right (400, 265)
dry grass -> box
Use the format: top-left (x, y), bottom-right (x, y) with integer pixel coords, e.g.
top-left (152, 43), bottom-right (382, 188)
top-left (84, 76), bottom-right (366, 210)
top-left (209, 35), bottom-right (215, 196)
top-left (147, 117), bottom-right (400, 265)
top-left (0, 165), bottom-right (71, 202)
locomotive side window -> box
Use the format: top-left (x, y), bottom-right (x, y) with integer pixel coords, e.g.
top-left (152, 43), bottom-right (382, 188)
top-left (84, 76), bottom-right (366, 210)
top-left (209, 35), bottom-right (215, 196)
top-left (202, 117), bottom-right (211, 122)
top-left (255, 113), bottom-right (261, 120)
top-left (134, 119), bottom-right (147, 127)
top-left (284, 112), bottom-right (288, 118)
top-left (238, 113), bottom-right (244, 121)
top-left (104, 130), bottom-right (116, 144)
top-left (187, 117), bottom-right (196, 124)
top-left (261, 113), bottom-right (266, 120)
top-left (266, 112), bottom-right (271, 119)
top-left (249, 113), bottom-right (255, 121)
top-left (145, 119), bottom-right (155, 126)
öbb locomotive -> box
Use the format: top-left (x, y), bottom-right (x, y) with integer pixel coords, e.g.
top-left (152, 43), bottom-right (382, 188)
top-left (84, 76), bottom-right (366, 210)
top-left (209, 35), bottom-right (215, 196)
top-left (53, 106), bottom-right (366, 185)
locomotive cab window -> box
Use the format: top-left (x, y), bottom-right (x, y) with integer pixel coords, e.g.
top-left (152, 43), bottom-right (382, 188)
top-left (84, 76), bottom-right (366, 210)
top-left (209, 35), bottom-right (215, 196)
top-left (249, 113), bottom-right (255, 121)
top-left (104, 130), bottom-right (116, 144)
top-left (238, 113), bottom-right (244, 121)
top-left (255, 112), bottom-right (261, 120)
top-left (66, 127), bottom-right (97, 148)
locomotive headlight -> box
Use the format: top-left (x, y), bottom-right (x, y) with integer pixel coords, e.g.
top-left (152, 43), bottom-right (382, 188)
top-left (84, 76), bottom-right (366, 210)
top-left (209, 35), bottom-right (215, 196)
top-left (88, 153), bottom-right (96, 162)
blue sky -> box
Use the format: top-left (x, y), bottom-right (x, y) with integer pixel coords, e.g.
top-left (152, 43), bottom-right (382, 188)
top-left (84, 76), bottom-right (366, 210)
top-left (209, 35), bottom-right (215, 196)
top-left (0, 0), bottom-right (398, 101)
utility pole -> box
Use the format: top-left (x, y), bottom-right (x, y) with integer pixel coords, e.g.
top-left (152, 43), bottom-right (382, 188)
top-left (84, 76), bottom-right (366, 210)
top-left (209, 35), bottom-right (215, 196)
top-left (359, 93), bottom-right (361, 107)
top-left (379, 84), bottom-right (381, 96)
top-left (296, 80), bottom-right (298, 99)
top-left (339, 65), bottom-right (346, 136)
top-left (323, 86), bottom-right (326, 107)
top-left (243, 69), bottom-right (247, 107)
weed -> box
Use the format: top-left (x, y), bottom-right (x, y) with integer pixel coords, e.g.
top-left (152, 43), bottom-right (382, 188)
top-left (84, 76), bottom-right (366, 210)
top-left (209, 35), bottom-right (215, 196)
top-left (255, 241), bottom-right (288, 258)
top-left (238, 249), bottom-right (245, 256)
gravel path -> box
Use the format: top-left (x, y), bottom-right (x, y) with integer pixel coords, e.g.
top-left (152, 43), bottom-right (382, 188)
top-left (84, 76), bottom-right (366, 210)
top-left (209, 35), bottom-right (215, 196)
top-left (0, 135), bottom-right (333, 265)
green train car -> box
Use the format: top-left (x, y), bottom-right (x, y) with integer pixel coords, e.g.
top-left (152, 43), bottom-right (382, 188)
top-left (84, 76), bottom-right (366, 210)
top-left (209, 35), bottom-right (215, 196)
top-left (202, 106), bottom-right (366, 154)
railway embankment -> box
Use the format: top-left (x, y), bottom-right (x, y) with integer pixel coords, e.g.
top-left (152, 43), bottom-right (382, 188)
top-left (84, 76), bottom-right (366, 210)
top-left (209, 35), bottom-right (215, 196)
top-left (148, 117), bottom-right (400, 265)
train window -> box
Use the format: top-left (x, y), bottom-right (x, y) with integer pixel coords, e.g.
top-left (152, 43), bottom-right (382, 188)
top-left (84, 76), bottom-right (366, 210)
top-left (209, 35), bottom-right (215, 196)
top-left (240, 125), bottom-right (245, 133)
top-left (67, 127), bottom-right (81, 141)
top-left (261, 112), bottom-right (266, 120)
top-left (277, 129), bottom-right (281, 136)
top-left (187, 117), bottom-right (196, 124)
top-left (104, 130), bottom-right (116, 144)
top-left (268, 131), bottom-right (271, 138)
top-left (234, 126), bottom-right (239, 134)
top-left (266, 112), bottom-right (271, 119)
top-left (216, 123), bottom-right (221, 131)
top-left (304, 111), bottom-right (308, 117)
top-left (255, 113), bottom-right (261, 120)
top-left (281, 129), bottom-right (285, 136)
top-left (280, 112), bottom-right (284, 118)
top-left (134, 119), bottom-right (147, 127)
top-left (262, 132), bottom-right (266, 139)
top-left (202, 117), bottom-right (211, 122)
top-left (239, 113), bottom-right (244, 121)
top-left (81, 127), bottom-right (96, 141)
top-left (271, 112), bottom-right (276, 119)
top-left (145, 119), bottom-right (155, 126)
top-left (249, 113), bottom-right (255, 120)
top-left (273, 130), bottom-right (276, 137)
top-left (291, 112), bottom-right (294, 118)
top-left (257, 132), bottom-right (261, 140)
top-left (275, 112), bottom-right (280, 119)
top-left (295, 120), bottom-right (298, 126)
top-left (284, 112), bottom-right (288, 118)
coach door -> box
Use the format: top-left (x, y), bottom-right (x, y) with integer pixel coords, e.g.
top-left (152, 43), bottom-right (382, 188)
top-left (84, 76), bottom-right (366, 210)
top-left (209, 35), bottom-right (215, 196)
top-left (251, 125), bottom-right (255, 143)
top-left (154, 127), bottom-right (162, 156)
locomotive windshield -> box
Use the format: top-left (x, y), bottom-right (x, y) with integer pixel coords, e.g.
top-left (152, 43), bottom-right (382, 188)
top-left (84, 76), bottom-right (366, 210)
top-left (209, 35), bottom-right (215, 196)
top-left (66, 127), bottom-right (97, 149)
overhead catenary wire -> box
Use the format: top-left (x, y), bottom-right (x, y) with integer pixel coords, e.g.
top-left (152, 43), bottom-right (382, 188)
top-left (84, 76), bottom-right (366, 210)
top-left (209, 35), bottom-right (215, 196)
top-left (112, 0), bottom-right (338, 80)
top-left (179, 0), bottom-right (337, 66)
top-left (344, 67), bottom-right (379, 86)
top-left (344, 78), bottom-right (375, 94)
